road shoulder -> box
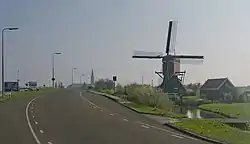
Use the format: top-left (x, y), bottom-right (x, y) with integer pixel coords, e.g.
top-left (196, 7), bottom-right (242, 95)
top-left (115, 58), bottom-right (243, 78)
top-left (87, 90), bottom-right (226, 144)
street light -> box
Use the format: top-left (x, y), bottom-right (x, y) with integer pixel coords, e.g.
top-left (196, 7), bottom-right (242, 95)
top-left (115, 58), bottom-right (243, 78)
top-left (80, 74), bottom-right (84, 84)
top-left (72, 68), bottom-right (76, 85)
top-left (1, 27), bottom-right (18, 97)
top-left (52, 52), bottom-right (62, 88)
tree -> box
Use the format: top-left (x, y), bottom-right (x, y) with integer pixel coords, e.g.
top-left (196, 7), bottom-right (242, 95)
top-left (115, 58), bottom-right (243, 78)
top-left (94, 78), bottom-right (115, 91)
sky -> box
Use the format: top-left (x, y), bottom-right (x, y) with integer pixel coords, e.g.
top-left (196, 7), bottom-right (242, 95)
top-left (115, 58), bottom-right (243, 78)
top-left (1, 0), bottom-right (250, 87)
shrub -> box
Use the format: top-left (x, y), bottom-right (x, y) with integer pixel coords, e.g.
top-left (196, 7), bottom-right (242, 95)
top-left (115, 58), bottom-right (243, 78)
top-left (124, 83), bottom-right (173, 110)
top-left (101, 89), bottom-right (114, 95)
top-left (94, 79), bottom-right (115, 91)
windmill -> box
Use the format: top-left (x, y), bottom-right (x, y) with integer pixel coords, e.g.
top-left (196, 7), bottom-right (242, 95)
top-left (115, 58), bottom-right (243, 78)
top-left (132, 20), bottom-right (204, 94)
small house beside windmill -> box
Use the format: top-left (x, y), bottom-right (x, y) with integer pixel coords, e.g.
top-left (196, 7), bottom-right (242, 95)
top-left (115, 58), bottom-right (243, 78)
top-left (132, 20), bottom-right (204, 95)
top-left (200, 78), bottom-right (235, 102)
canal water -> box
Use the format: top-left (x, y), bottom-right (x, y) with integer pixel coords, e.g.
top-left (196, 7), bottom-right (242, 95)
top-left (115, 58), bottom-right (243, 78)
top-left (172, 107), bottom-right (249, 130)
top-left (172, 107), bottom-right (224, 119)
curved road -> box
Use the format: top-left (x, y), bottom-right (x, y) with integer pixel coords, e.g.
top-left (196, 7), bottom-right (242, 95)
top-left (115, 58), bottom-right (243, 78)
top-left (0, 88), bottom-right (212, 144)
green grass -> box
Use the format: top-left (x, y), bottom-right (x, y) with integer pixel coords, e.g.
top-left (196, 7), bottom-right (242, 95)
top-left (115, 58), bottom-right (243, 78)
top-left (199, 103), bottom-right (250, 119)
top-left (101, 89), bottom-right (114, 95)
top-left (1, 88), bottom-right (58, 101)
top-left (173, 119), bottom-right (250, 144)
top-left (124, 102), bottom-right (186, 118)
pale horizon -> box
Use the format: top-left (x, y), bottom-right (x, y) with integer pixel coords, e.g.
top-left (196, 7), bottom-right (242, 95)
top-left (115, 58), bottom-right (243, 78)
top-left (1, 0), bottom-right (250, 87)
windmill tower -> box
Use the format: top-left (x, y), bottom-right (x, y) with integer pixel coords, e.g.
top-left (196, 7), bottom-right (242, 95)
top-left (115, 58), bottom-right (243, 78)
top-left (132, 20), bottom-right (204, 94)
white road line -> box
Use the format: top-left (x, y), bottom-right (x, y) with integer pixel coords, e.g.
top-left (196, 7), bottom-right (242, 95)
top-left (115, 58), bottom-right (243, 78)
top-left (48, 142), bottom-right (53, 144)
top-left (123, 118), bottom-right (128, 122)
top-left (39, 130), bottom-right (44, 134)
top-left (35, 121), bottom-right (38, 125)
top-left (80, 93), bottom-right (100, 108)
top-left (171, 134), bottom-right (183, 139)
top-left (136, 121), bottom-right (197, 140)
top-left (26, 97), bottom-right (41, 144)
top-left (79, 92), bottom-right (122, 119)
top-left (141, 125), bottom-right (150, 129)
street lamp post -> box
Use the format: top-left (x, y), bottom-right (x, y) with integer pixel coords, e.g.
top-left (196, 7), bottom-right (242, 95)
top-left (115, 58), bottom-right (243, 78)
top-left (72, 68), bottom-right (76, 85)
top-left (52, 52), bottom-right (62, 88)
top-left (17, 69), bottom-right (20, 82)
top-left (1, 27), bottom-right (18, 97)
top-left (16, 69), bottom-right (20, 91)
top-left (80, 74), bottom-right (84, 84)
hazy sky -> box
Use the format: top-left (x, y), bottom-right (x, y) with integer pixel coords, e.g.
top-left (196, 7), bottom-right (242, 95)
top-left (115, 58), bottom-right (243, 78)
top-left (1, 0), bottom-right (250, 87)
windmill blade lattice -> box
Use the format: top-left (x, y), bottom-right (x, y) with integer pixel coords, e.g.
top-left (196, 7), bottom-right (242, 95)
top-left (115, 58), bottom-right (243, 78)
top-left (175, 58), bottom-right (204, 65)
top-left (132, 50), bottom-right (164, 59)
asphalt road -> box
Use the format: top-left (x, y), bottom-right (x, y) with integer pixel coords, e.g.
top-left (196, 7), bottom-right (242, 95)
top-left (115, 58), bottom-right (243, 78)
top-left (0, 88), bottom-right (212, 144)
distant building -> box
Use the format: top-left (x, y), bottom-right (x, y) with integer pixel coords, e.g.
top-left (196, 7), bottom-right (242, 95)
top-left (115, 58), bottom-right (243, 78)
top-left (235, 86), bottom-right (250, 102)
top-left (28, 81), bottom-right (38, 90)
top-left (200, 78), bottom-right (235, 102)
top-left (91, 69), bottom-right (95, 86)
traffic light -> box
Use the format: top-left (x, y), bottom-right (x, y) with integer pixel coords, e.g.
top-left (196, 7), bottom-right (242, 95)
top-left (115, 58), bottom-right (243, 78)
top-left (113, 76), bottom-right (117, 81)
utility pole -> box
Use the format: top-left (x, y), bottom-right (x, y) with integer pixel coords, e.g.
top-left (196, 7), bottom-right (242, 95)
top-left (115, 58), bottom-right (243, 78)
top-left (1, 27), bottom-right (18, 97)
top-left (17, 69), bottom-right (20, 82)
top-left (52, 52), bottom-right (62, 88)
top-left (72, 68), bottom-right (76, 85)
top-left (142, 76), bottom-right (144, 85)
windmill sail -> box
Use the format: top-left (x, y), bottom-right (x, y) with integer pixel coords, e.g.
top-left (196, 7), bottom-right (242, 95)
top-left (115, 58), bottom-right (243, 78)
top-left (174, 57), bottom-right (204, 64)
top-left (132, 50), bottom-right (164, 58)
top-left (169, 21), bottom-right (178, 55)
top-left (166, 21), bottom-right (178, 55)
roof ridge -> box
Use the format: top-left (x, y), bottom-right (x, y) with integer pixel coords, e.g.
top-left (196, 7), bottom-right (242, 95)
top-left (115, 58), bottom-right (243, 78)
top-left (207, 77), bottom-right (227, 80)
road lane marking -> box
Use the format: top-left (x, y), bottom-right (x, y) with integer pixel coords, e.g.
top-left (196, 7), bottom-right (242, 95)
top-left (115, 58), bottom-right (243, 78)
top-left (123, 118), bottom-right (128, 122)
top-left (32, 115), bottom-right (35, 118)
top-left (136, 121), bottom-right (197, 140)
top-left (141, 125), bottom-right (150, 129)
top-left (80, 92), bottom-right (124, 121)
top-left (35, 121), bottom-right (38, 125)
top-left (171, 134), bottom-right (183, 139)
top-left (26, 97), bottom-right (41, 144)
top-left (80, 93), bottom-right (101, 109)
top-left (48, 142), bottom-right (52, 144)
top-left (39, 130), bottom-right (44, 134)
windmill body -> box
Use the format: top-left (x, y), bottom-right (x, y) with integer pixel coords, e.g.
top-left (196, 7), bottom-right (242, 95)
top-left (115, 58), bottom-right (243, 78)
top-left (132, 20), bottom-right (204, 95)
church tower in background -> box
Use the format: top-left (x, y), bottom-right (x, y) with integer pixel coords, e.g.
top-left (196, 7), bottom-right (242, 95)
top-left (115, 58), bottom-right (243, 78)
top-left (91, 69), bottom-right (95, 86)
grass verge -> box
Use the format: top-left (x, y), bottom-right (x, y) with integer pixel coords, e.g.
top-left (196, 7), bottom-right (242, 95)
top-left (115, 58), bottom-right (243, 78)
top-left (173, 119), bottom-right (250, 144)
top-left (0, 88), bottom-right (58, 101)
top-left (199, 103), bottom-right (250, 119)
top-left (124, 102), bottom-right (186, 118)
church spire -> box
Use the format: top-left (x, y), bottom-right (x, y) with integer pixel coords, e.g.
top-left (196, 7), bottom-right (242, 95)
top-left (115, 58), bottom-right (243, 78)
top-left (91, 69), bottom-right (94, 85)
